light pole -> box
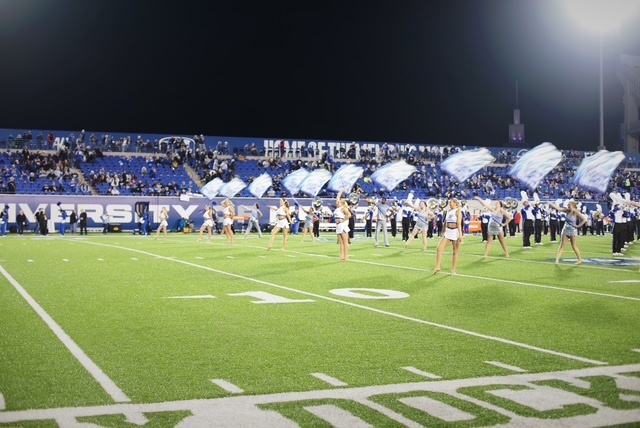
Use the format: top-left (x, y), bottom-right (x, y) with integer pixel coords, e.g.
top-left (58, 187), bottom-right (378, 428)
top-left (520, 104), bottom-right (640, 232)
top-left (598, 32), bottom-right (605, 150)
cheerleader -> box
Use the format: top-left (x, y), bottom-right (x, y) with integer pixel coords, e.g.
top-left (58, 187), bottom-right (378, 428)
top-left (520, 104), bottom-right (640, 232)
top-left (404, 200), bottom-right (435, 251)
top-left (474, 197), bottom-right (511, 258)
top-left (299, 205), bottom-right (318, 243)
top-left (155, 207), bottom-right (169, 239)
top-left (433, 198), bottom-right (464, 275)
top-left (335, 191), bottom-right (352, 261)
top-left (198, 205), bottom-right (215, 242)
top-left (267, 198), bottom-right (292, 251)
top-left (221, 198), bottom-right (235, 245)
top-left (549, 200), bottom-right (587, 265)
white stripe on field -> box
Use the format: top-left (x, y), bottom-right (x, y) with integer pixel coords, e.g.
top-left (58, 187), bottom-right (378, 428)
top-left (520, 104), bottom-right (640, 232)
top-left (401, 366), bottom-right (442, 379)
top-left (0, 264), bottom-right (130, 403)
top-left (165, 295), bottom-right (216, 299)
top-left (633, 349), bottom-right (640, 354)
top-left (485, 361), bottom-right (528, 373)
top-left (304, 405), bottom-right (371, 428)
top-left (311, 373), bottom-right (348, 387)
top-left (0, 393), bottom-right (4, 411)
top-left (609, 280), bottom-right (640, 283)
top-left (210, 379), bottom-right (244, 394)
top-left (79, 242), bottom-right (609, 366)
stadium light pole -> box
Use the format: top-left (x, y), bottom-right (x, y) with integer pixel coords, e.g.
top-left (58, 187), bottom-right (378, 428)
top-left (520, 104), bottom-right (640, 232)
top-left (563, 0), bottom-right (638, 151)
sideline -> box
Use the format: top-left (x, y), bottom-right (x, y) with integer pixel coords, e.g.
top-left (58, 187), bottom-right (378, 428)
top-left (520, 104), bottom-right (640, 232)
top-left (78, 240), bottom-right (607, 366)
top-left (0, 264), bottom-right (130, 403)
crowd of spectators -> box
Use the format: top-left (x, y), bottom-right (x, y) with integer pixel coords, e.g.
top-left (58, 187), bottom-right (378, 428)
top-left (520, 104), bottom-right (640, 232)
top-left (1, 129), bottom-right (639, 204)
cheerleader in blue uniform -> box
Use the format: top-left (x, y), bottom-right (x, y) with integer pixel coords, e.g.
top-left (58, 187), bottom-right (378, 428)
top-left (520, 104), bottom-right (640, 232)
top-left (474, 197), bottom-right (511, 258)
top-left (549, 200), bottom-right (587, 265)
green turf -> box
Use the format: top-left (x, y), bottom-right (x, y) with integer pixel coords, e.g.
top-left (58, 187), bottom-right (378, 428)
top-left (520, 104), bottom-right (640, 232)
top-left (0, 231), bottom-right (639, 426)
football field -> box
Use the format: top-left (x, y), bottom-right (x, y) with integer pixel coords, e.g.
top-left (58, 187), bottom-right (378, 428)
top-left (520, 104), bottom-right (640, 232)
top-left (1, 231), bottom-right (639, 427)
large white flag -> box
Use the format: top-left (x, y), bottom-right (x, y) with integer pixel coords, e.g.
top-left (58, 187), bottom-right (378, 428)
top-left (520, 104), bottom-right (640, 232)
top-left (440, 148), bottom-right (495, 183)
top-left (327, 164), bottom-right (363, 192)
top-left (371, 160), bottom-right (417, 191)
top-left (247, 173), bottom-right (272, 198)
top-left (282, 168), bottom-right (310, 195)
top-left (218, 177), bottom-right (247, 198)
top-left (574, 150), bottom-right (625, 193)
top-left (509, 142), bottom-right (561, 190)
top-left (299, 169), bottom-right (332, 197)
top-left (200, 178), bottom-right (224, 199)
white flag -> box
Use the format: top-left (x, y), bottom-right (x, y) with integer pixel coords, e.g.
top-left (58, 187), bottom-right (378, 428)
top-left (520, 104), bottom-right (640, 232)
top-left (574, 150), bottom-right (625, 193)
top-left (509, 142), bottom-right (561, 190)
top-left (440, 148), bottom-right (495, 183)
top-left (282, 168), bottom-right (310, 195)
top-left (327, 164), bottom-right (363, 192)
top-left (299, 169), bottom-right (332, 197)
top-left (371, 160), bottom-right (417, 191)
top-left (218, 177), bottom-right (247, 198)
top-left (200, 178), bottom-right (224, 199)
top-left (247, 173), bottom-right (272, 198)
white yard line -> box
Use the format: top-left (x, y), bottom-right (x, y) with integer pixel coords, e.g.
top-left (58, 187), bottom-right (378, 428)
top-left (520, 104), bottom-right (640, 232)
top-left (0, 264), bottom-right (130, 403)
top-left (484, 361), bottom-right (528, 373)
top-left (401, 366), bottom-right (442, 379)
top-left (210, 379), bottom-right (244, 394)
top-left (78, 241), bottom-right (608, 366)
top-left (311, 373), bottom-right (348, 387)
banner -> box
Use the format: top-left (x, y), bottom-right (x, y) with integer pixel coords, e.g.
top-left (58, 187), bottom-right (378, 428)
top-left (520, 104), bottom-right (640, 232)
top-left (282, 168), bottom-right (310, 195)
top-left (218, 178), bottom-right (247, 198)
top-left (299, 169), bottom-right (332, 197)
top-left (509, 142), bottom-right (561, 190)
top-left (370, 160), bottom-right (417, 191)
top-left (440, 148), bottom-right (495, 183)
top-left (247, 173), bottom-right (272, 198)
top-left (200, 178), bottom-right (224, 199)
top-left (327, 164), bottom-right (363, 192)
top-left (574, 150), bottom-right (625, 193)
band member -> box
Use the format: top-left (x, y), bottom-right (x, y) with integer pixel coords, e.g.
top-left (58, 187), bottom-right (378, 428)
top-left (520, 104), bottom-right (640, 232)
top-left (549, 206), bottom-right (558, 242)
top-left (533, 201), bottom-right (543, 245)
top-left (474, 196), bottom-right (511, 258)
top-left (369, 196), bottom-right (391, 247)
top-left (364, 202), bottom-right (374, 238)
top-left (521, 200), bottom-right (534, 248)
top-left (267, 198), bottom-right (292, 251)
top-left (549, 200), bottom-right (587, 265)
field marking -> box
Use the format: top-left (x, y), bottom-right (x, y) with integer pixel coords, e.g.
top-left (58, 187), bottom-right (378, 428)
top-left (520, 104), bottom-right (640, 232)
top-left (0, 264), bottom-right (130, 403)
top-left (346, 257), bottom-right (640, 303)
top-left (485, 361), bottom-right (528, 373)
top-left (0, 392), bottom-right (4, 410)
top-left (633, 349), bottom-right (640, 354)
top-left (401, 366), bottom-right (442, 379)
top-left (1, 364), bottom-right (640, 426)
top-left (165, 295), bottom-right (216, 299)
top-left (210, 379), bottom-right (244, 394)
top-left (77, 242), bottom-right (608, 366)
top-left (311, 373), bottom-right (348, 387)
top-left (303, 404), bottom-right (371, 427)
top-left (609, 280), bottom-right (640, 283)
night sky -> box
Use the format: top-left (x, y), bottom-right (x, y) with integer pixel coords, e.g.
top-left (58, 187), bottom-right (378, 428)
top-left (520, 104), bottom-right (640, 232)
top-left (1, 0), bottom-right (639, 151)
